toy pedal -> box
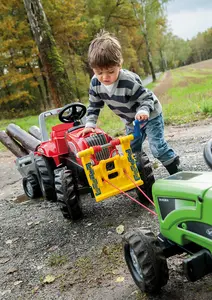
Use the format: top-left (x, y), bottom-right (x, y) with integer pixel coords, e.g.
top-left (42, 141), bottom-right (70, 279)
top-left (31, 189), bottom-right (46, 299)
top-left (77, 135), bottom-right (143, 202)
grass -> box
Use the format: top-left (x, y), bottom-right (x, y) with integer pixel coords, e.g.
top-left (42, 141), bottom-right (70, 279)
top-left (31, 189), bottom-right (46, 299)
top-left (97, 105), bottom-right (124, 136)
top-left (160, 66), bottom-right (212, 124)
top-left (0, 114), bottom-right (59, 132)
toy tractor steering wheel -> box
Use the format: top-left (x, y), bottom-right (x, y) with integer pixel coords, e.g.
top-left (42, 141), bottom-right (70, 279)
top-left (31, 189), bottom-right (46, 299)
top-left (58, 103), bottom-right (86, 123)
top-left (204, 138), bottom-right (212, 170)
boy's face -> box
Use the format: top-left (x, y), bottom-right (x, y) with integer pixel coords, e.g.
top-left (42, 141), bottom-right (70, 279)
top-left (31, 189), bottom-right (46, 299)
top-left (93, 65), bottom-right (121, 85)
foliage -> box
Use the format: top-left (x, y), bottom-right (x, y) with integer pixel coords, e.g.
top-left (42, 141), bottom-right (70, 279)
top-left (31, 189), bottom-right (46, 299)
top-left (0, 0), bottom-right (211, 119)
top-left (0, 0), bottom-right (45, 116)
top-left (187, 28), bottom-right (212, 64)
top-left (162, 33), bottom-right (192, 68)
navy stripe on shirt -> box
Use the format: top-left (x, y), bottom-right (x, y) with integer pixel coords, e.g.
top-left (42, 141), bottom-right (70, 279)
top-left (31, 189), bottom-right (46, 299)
top-left (89, 100), bottom-right (104, 108)
top-left (92, 77), bottom-right (101, 86)
top-left (98, 93), bottom-right (131, 103)
top-left (89, 89), bottom-right (98, 97)
top-left (131, 87), bottom-right (148, 101)
top-left (107, 103), bottom-right (139, 114)
top-left (117, 80), bottom-right (134, 89)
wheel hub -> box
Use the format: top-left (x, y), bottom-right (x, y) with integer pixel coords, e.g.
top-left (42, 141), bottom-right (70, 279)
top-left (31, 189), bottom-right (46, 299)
top-left (26, 181), bottom-right (33, 196)
top-left (130, 247), bottom-right (143, 279)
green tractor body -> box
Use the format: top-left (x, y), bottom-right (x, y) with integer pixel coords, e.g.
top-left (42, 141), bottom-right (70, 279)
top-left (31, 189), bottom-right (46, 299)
top-left (153, 171), bottom-right (212, 253)
top-left (123, 139), bottom-right (212, 294)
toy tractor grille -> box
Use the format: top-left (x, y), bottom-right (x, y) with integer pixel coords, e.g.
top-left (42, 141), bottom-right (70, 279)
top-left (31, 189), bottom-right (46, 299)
top-left (85, 134), bottom-right (110, 161)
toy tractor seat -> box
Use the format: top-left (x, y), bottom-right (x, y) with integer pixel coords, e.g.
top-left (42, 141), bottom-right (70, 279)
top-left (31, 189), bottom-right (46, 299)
top-left (51, 123), bottom-right (72, 138)
top-left (50, 123), bottom-right (72, 154)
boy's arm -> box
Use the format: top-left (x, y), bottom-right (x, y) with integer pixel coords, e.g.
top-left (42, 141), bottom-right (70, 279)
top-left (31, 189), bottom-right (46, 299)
top-left (131, 81), bottom-right (157, 118)
top-left (85, 86), bottom-right (104, 128)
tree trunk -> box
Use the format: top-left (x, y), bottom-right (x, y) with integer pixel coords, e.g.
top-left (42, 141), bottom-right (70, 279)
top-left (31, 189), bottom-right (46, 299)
top-left (6, 124), bottom-right (40, 152)
top-left (141, 0), bottom-right (156, 82)
top-left (159, 48), bottom-right (167, 72)
top-left (131, 0), bottom-right (156, 82)
top-left (38, 56), bottom-right (51, 108)
top-left (0, 131), bottom-right (28, 157)
top-left (28, 126), bottom-right (41, 140)
top-left (23, 0), bottom-right (75, 107)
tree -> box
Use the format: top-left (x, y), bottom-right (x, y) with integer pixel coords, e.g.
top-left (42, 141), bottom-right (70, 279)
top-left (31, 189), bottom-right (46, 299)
top-left (42, 0), bottom-right (90, 99)
top-left (0, 0), bottom-right (47, 116)
top-left (23, 0), bottom-right (75, 107)
top-left (131, 0), bottom-right (169, 81)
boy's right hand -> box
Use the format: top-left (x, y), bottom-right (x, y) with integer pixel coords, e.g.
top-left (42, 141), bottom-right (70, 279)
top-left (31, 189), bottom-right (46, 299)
top-left (80, 127), bottom-right (96, 137)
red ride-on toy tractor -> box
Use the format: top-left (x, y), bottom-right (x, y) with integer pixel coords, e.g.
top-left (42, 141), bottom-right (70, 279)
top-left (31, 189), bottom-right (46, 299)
top-left (16, 103), bottom-right (155, 220)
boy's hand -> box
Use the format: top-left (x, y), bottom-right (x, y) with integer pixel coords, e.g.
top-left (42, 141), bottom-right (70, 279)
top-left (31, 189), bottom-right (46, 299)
top-left (135, 113), bottom-right (149, 121)
top-left (80, 127), bottom-right (96, 137)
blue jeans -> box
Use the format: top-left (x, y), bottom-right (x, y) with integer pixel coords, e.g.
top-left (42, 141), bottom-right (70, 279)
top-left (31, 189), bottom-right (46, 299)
top-left (126, 113), bottom-right (177, 166)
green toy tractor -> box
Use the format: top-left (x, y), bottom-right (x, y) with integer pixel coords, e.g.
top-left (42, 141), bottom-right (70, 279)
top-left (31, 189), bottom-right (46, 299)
top-left (123, 138), bottom-right (212, 293)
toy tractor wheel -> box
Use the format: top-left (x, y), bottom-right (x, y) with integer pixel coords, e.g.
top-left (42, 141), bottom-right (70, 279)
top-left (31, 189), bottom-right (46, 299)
top-left (54, 167), bottom-right (83, 220)
top-left (123, 229), bottom-right (169, 293)
top-left (22, 174), bottom-right (42, 199)
top-left (35, 155), bottom-right (57, 202)
top-left (134, 152), bottom-right (155, 203)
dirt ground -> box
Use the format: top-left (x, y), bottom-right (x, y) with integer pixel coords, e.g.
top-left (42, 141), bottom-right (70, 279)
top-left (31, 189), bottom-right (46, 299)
top-left (0, 118), bottom-right (212, 300)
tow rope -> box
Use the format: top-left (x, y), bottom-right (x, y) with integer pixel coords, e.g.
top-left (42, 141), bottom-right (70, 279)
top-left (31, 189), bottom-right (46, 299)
top-left (103, 173), bottom-right (157, 216)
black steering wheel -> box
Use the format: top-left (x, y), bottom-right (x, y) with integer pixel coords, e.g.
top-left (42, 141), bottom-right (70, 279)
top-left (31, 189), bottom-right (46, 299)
top-left (204, 139), bottom-right (212, 170)
top-left (58, 103), bottom-right (86, 123)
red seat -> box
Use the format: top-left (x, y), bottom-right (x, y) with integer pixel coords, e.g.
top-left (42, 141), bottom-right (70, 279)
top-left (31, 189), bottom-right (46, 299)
top-left (51, 123), bottom-right (73, 138)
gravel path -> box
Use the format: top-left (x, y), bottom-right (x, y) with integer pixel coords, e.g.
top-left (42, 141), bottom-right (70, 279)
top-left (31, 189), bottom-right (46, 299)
top-left (0, 119), bottom-right (212, 300)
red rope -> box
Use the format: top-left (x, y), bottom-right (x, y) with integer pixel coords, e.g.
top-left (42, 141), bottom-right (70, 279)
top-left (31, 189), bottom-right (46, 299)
top-left (124, 172), bottom-right (155, 206)
top-left (103, 178), bottom-right (157, 216)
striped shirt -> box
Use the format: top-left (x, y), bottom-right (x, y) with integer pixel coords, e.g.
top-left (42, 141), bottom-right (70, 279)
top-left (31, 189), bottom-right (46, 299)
top-left (86, 69), bottom-right (162, 128)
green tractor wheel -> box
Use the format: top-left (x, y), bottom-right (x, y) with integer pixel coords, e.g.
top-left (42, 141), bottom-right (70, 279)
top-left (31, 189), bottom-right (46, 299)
top-left (123, 229), bottom-right (169, 293)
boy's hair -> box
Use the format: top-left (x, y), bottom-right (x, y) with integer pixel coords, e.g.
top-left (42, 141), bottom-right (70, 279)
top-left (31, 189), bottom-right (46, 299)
top-left (88, 30), bottom-right (123, 69)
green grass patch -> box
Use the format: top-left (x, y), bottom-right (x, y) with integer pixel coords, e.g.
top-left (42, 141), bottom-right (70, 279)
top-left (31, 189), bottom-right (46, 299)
top-left (0, 114), bottom-right (60, 133)
top-left (97, 105), bottom-right (124, 137)
top-left (162, 66), bottom-right (212, 124)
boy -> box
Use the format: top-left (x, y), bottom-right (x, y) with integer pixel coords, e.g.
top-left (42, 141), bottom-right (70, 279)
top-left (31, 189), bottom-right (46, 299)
top-left (81, 31), bottom-right (181, 175)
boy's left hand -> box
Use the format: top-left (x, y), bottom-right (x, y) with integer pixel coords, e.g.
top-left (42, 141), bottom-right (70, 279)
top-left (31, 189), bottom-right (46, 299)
top-left (135, 113), bottom-right (149, 121)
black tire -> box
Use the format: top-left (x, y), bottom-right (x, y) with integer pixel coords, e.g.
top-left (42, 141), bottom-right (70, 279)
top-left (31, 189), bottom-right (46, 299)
top-left (22, 174), bottom-right (42, 199)
top-left (54, 167), bottom-right (83, 220)
top-left (35, 155), bottom-right (56, 202)
top-left (123, 229), bottom-right (169, 293)
top-left (203, 138), bottom-right (212, 170)
top-left (134, 152), bottom-right (155, 203)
